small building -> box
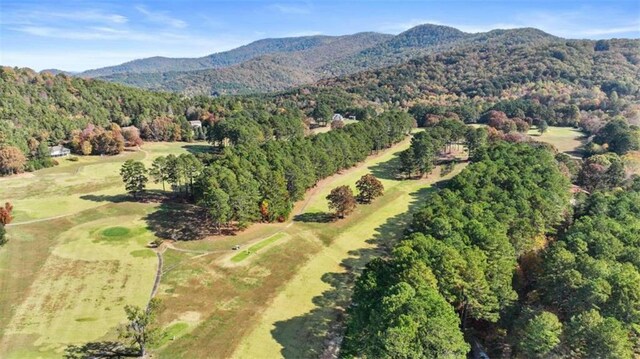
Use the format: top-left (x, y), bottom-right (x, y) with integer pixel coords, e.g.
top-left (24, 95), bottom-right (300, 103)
top-left (189, 120), bottom-right (202, 128)
top-left (332, 114), bottom-right (344, 122)
top-left (49, 145), bottom-right (71, 157)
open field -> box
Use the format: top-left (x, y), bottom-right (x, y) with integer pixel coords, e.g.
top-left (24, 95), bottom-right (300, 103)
top-left (309, 119), bottom-right (358, 135)
top-left (232, 165), bottom-right (465, 358)
top-left (470, 124), bottom-right (587, 158)
top-left (0, 142), bottom-right (193, 358)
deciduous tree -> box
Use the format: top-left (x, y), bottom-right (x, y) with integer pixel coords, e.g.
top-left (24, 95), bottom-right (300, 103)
top-left (356, 174), bottom-right (384, 203)
top-left (327, 185), bottom-right (356, 218)
top-left (0, 146), bottom-right (27, 175)
top-left (118, 298), bottom-right (161, 357)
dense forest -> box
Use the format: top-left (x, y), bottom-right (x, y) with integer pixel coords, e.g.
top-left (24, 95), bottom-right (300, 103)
top-left (341, 125), bottom-right (640, 357)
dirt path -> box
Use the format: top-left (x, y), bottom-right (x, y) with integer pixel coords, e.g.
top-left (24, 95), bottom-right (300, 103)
top-left (7, 213), bottom-right (75, 227)
top-left (150, 250), bottom-right (163, 299)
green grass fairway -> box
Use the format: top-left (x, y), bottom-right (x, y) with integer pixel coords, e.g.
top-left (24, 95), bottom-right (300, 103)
top-left (0, 142), bottom-right (195, 358)
top-left (231, 164), bottom-right (464, 359)
top-left (528, 126), bottom-right (586, 157)
top-left (470, 124), bottom-right (586, 158)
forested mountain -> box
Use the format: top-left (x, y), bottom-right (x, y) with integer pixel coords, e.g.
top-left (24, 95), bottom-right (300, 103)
top-left (319, 25), bottom-right (556, 75)
top-left (317, 37), bottom-right (640, 102)
top-left (84, 25), bottom-right (563, 96)
top-left (79, 32), bottom-right (392, 78)
top-left (301, 37), bottom-right (640, 129)
top-left (98, 32), bottom-right (392, 95)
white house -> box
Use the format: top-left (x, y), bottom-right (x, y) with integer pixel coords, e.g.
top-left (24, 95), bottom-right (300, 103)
top-left (332, 114), bottom-right (344, 122)
top-left (49, 145), bottom-right (71, 157)
top-left (189, 120), bottom-right (203, 128)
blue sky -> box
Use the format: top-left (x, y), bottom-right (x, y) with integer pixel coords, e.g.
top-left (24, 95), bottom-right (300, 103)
top-left (1, 0), bottom-right (638, 71)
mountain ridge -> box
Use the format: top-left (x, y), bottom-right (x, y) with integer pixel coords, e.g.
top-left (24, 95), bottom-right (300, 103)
top-left (79, 24), bottom-right (564, 95)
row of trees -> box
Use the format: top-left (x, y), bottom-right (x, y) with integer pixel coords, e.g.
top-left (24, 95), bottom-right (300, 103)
top-left (193, 112), bottom-right (412, 232)
top-left (120, 111), bottom-right (413, 233)
top-left (342, 141), bottom-right (571, 358)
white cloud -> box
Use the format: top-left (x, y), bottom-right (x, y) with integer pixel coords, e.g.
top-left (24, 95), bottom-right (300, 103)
top-left (11, 26), bottom-right (133, 40)
top-left (2, 9), bottom-right (128, 26)
top-left (269, 3), bottom-right (311, 15)
top-left (135, 5), bottom-right (187, 28)
top-left (579, 25), bottom-right (640, 36)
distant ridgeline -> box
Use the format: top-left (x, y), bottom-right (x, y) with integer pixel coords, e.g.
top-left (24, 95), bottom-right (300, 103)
top-left (74, 24), bottom-right (640, 101)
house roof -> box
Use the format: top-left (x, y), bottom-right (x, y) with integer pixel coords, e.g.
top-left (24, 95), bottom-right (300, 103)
top-left (49, 145), bottom-right (70, 153)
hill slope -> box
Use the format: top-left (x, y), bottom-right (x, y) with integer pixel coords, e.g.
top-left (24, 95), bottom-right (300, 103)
top-left (314, 37), bottom-right (640, 103)
top-left (92, 25), bottom-right (565, 95)
top-left (79, 33), bottom-right (392, 78)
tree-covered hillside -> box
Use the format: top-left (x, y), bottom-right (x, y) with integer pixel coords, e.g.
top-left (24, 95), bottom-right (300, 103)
top-left (87, 25), bottom-right (564, 96)
top-left (80, 33), bottom-right (392, 79)
top-left (318, 38), bottom-right (640, 102)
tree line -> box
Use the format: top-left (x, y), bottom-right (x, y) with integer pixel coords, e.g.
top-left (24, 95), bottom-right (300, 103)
top-left (120, 111), bottom-right (414, 233)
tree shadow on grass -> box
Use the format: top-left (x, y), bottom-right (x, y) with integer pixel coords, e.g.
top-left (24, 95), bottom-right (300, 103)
top-left (64, 341), bottom-right (139, 358)
top-left (80, 194), bottom-right (130, 203)
top-left (144, 202), bottom-right (216, 241)
top-left (80, 190), bottom-right (167, 204)
top-left (182, 144), bottom-right (215, 155)
top-left (293, 212), bottom-right (335, 223)
top-left (271, 185), bottom-right (439, 358)
top-left (368, 152), bottom-right (402, 181)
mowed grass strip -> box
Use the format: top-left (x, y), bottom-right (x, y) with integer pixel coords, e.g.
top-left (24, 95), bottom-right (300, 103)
top-left (231, 233), bottom-right (289, 263)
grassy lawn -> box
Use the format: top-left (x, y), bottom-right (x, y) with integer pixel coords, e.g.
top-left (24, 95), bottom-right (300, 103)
top-left (0, 142), bottom-right (193, 358)
top-left (309, 119), bottom-right (358, 135)
top-left (231, 165), bottom-right (464, 359)
top-left (470, 124), bottom-right (587, 158)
